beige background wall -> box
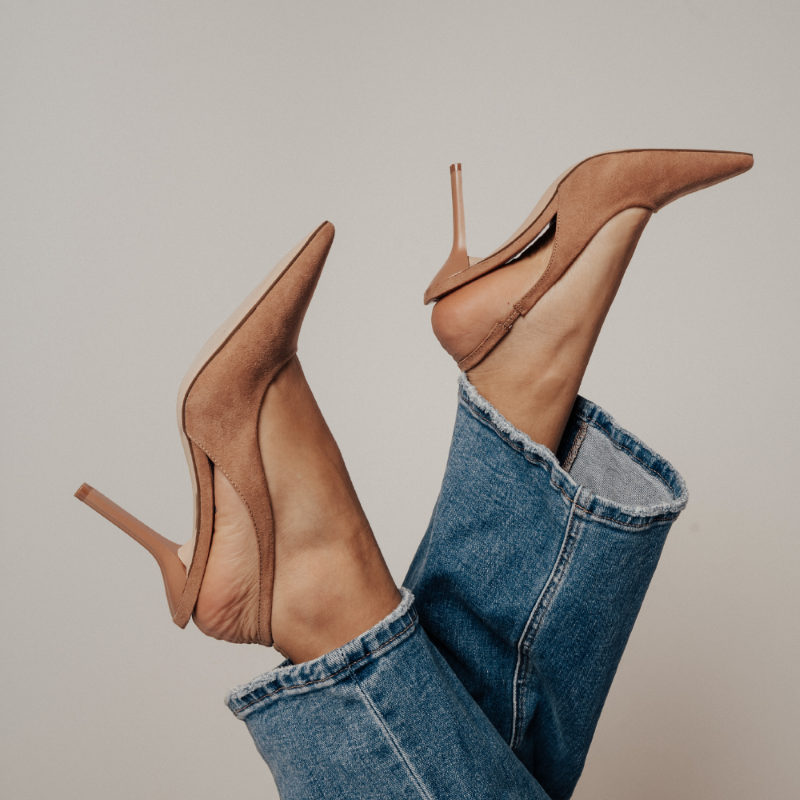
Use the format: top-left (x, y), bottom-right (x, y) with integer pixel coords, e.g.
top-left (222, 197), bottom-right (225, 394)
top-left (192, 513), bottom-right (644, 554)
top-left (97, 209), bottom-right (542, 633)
top-left (2, 2), bottom-right (797, 798)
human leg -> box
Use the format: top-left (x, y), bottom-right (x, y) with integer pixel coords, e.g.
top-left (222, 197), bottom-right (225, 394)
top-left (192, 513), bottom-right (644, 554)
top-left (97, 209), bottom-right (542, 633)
top-left (410, 153), bottom-right (750, 797)
top-left (214, 360), bottom-right (556, 798)
top-left (227, 589), bottom-right (549, 800)
top-left (432, 207), bottom-right (649, 452)
top-left (77, 221), bottom-right (551, 798)
top-left (405, 159), bottom-right (744, 796)
top-left (405, 376), bottom-right (686, 799)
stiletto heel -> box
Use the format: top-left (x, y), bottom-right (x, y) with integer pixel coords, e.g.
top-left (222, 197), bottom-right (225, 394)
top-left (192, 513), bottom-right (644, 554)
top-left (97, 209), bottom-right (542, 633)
top-left (75, 483), bottom-right (187, 616)
top-left (75, 221), bottom-right (336, 644)
top-left (440, 163), bottom-right (470, 281)
top-left (425, 149), bottom-right (754, 370)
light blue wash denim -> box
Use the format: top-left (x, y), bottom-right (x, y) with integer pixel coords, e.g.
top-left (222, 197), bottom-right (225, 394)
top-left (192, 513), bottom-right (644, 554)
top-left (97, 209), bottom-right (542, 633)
top-left (226, 374), bottom-right (688, 799)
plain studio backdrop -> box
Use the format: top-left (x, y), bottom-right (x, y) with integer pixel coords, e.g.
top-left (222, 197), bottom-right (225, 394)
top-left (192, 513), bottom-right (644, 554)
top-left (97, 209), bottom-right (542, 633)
top-left (1, 2), bottom-right (797, 798)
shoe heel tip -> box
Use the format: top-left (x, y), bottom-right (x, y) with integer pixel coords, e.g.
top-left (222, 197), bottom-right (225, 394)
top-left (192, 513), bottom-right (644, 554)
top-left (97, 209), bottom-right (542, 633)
top-left (75, 483), bottom-right (93, 502)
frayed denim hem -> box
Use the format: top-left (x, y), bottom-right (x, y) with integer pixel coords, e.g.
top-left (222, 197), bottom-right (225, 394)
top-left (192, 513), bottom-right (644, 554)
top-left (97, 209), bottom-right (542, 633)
top-left (226, 588), bottom-right (417, 719)
top-left (458, 373), bottom-right (688, 529)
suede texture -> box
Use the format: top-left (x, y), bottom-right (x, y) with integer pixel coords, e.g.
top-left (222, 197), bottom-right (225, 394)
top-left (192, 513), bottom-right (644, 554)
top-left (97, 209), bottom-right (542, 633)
top-left (182, 222), bottom-right (334, 645)
top-left (444, 150), bottom-right (753, 370)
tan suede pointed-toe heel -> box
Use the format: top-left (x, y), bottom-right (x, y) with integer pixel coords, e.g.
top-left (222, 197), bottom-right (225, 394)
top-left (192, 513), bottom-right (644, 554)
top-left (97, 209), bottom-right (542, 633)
top-left (425, 149), bottom-right (754, 370)
top-left (75, 221), bottom-right (335, 646)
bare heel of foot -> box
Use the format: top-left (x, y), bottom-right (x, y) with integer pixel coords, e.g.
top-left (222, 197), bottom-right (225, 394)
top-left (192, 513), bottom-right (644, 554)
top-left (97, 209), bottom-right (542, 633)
top-left (433, 208), bottom-right (651, 451)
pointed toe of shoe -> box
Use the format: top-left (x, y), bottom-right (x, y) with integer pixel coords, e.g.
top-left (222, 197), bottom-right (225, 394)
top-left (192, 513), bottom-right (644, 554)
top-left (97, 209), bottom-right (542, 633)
top-left (711, 149), bottom-right (754, 180)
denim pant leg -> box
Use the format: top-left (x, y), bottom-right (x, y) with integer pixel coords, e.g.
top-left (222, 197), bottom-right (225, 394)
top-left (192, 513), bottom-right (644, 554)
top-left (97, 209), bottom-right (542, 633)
top-left (404, 375), bottom-right (688, 800)
top-left (226, 589), bottom-right (548, 800)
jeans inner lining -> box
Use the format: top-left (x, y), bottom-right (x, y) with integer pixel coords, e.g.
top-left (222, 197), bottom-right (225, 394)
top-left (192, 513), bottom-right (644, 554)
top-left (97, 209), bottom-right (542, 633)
top-left (568, 423), bottom-right (673, 507)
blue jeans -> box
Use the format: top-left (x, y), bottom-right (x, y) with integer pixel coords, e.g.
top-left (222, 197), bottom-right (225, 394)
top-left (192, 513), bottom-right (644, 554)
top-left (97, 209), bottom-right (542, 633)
top-left (226, 375), bottom-right (688, 799)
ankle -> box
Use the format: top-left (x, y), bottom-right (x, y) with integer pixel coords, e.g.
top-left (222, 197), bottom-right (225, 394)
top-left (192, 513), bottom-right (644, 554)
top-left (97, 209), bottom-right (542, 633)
top-left (272, 533), bottom-right (400, 663)
top-left (469, 363), bottom-right (578, 452)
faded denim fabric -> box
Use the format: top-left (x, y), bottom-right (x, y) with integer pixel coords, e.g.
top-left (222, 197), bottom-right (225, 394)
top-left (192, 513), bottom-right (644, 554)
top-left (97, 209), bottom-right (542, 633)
top-left (226, 375), bottom-right (688, 799)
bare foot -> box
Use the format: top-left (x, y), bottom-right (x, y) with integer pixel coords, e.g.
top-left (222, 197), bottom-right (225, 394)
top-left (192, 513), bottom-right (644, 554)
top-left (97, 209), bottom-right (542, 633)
top-left (432, 208), bottom-right (652, 452)
top-left (179, 356), bottom-right (400, 662)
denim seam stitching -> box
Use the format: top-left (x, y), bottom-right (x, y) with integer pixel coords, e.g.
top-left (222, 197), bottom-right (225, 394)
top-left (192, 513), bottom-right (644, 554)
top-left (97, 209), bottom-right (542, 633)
top-left (231, 611), bottom-right (418, 715)
top-left (510, 490), bottom-right (582, 751)
top-left (562, 418), bottom-right (589, 472)
top-left (571, 501), bottom-right (679, 528)
top-left (349, 667), bottom-right (436, 800)
top-left (460, 398), bottom-right (682, 529)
